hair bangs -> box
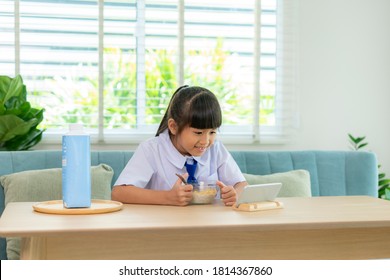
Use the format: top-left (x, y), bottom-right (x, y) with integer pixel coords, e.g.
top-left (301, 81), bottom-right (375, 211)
top-left (187, 92), bottom-right (222, 129)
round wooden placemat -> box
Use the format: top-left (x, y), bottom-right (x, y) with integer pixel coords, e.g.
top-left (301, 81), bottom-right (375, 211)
top-left (33, 199), bottom-right (123, 215)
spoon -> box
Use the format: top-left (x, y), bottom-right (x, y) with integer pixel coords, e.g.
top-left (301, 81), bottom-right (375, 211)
top-left (175, 173), bottom-right (187, 184)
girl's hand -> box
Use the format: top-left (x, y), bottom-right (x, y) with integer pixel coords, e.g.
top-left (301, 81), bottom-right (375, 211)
top-left (168, 174), bottom-right (193, 206)
top-left (216, 180), bottom-right (237, 206)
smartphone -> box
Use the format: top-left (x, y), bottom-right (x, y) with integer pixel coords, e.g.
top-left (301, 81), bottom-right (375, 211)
top-left (236, 182), bottom-right (282, 206)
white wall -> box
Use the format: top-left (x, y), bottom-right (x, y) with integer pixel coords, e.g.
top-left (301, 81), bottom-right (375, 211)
top-left (287, 0), bottom-right (390, 175)
top-left (36, 0), bottom-right (390, 177)
top-left (227, 0), bottom-right (390, 176)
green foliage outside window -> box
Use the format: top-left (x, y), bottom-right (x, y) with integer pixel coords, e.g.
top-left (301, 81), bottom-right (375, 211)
top-left (29, 41), bottom-right (275, 130)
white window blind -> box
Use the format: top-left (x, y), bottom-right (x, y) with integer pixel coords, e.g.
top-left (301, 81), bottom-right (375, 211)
top-left (0, 0), bottom-right (298, 144)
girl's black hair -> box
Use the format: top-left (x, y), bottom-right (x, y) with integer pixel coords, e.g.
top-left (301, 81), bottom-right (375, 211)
top-left (156, 86), bottom-right (222, 136)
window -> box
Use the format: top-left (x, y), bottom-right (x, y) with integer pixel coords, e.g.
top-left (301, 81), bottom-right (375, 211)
top-left (0, 0), bottom-right (298, 144)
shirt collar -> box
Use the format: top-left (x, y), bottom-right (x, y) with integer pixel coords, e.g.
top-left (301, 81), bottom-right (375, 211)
top-left (159, 129), bottom-right (208, 168)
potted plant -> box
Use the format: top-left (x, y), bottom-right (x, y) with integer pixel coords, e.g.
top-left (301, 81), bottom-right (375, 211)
top-left (0, 75), bottom-right (45, 150)
top-left (348, 134), bottom-right (390, 200)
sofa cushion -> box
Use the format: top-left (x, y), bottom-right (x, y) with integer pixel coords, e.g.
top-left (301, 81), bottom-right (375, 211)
top-left (243, 169), bottom-right (312, 197)
top-left (0, 164), bottom-right (114, 260)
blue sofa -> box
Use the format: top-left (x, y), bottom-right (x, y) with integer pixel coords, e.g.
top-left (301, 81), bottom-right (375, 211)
top-left (0, 149), bottom-right (378, 260)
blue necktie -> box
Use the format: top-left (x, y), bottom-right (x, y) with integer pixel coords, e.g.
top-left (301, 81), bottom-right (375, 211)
top-left (185, 158), bottom-right (198, 184)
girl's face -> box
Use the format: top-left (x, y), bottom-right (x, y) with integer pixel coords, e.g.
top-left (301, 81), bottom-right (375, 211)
top-left (169, 122), bottom-right (217, 156)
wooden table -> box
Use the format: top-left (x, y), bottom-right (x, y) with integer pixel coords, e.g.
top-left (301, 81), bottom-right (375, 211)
top-left (1, 196), bottom-right (390, 260)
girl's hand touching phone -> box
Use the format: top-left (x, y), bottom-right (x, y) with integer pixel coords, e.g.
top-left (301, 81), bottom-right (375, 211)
top-left (216, 180), bottom-right (237, 206)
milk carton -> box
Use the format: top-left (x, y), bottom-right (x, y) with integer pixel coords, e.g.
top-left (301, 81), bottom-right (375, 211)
top-left (62, 124), bottom-right (91, 208)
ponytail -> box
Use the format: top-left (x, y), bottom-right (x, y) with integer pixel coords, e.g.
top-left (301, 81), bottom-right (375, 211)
top-left (155, 85), bottom-right (189, 136)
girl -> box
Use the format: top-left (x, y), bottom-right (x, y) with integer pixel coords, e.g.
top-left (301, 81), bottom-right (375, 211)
top-left (111, 85), bottom-right (247, 206)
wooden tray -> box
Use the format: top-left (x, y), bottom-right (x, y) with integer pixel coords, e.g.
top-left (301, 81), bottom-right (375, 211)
top-left (232, 200), bottom-right (284, 212)
top-left (33, 199), bottom-right (123, 215)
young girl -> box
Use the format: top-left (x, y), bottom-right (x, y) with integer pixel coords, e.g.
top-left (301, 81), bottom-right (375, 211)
top-left (111, 85), bottom-right (247, 206)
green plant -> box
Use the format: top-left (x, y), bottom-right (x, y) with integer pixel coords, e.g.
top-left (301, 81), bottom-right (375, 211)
top-left (348, 134), bottom-right (390, 199)
top-left (0, 75), bottom-right (45, 150)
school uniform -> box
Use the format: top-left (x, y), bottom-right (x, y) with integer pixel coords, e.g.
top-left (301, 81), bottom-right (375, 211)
top-left (115, 129), bottom-right (245, 190)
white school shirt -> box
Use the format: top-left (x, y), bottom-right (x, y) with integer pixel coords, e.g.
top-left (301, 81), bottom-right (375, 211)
top-left (115, 129), bottom-right (245, 190)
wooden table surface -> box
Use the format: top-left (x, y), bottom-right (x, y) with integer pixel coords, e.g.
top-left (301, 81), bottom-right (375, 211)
top-left (1, 196), bottom-right (390, 260)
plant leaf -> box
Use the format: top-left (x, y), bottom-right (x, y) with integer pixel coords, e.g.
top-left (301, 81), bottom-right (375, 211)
top-left (0, 75), bottom-right (44, 150)
top-left (378, 187), bottom-right (385, 198)
top-left (4, 128), bottom-right (44, 150)
top-left (356, 136), bottom-right (366, 143)
top-left (357, 143), bottom-right (368, 149)
top-left (385, 188), bottom-right (390, 200)
top-left (0, 75), bottom-right (24, 106)
top-left (4, 100), bottom-right (30, 117)
top-left (379, 179), bottom-right (390, 186)
top-left (348, 133), bottom-right (357, 143)
top-left (0, 75), bottom-right (12, 100)
top-left (0, 115), bottom-right (38, 142)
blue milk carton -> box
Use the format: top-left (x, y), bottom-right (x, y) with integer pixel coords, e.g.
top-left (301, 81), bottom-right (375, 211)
top-left (62, 124), bottom-right (91, 208)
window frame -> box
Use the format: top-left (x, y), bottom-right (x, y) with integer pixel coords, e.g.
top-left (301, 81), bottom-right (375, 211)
top-left (2, 0), bottom-right (298, 146)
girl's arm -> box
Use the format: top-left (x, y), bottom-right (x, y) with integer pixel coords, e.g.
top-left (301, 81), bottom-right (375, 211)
top-left (111, 177), bottom-right (193, 206)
